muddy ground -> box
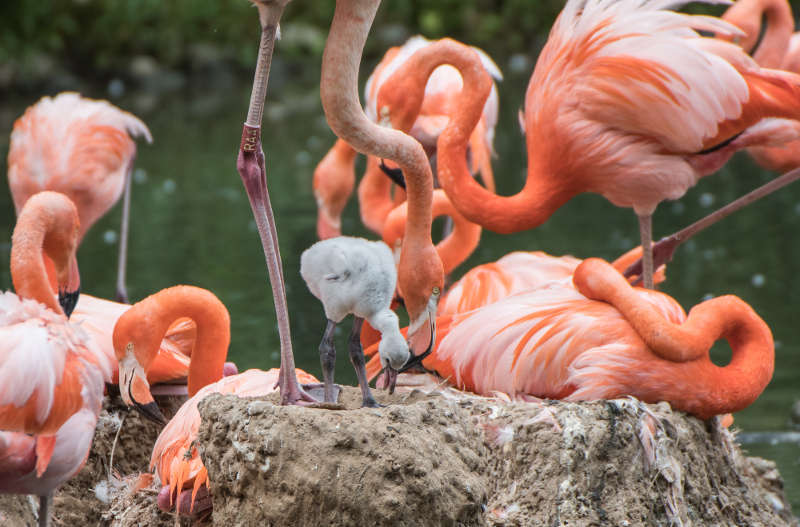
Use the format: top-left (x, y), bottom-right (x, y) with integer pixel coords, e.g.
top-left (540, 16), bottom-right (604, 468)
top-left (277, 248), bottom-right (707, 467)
top-left (0, 383), bottom-right (796, 526)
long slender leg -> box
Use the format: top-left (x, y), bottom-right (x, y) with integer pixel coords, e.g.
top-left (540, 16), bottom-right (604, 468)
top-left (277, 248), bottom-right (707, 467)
top-left (637, 213), bottom-right (654, 289)
top-left (238, 0), bottom-right (314, 404)
top-left (115, 156), bottom-right (134, 303)
top-left (38, 494), bottom-right (50, 527)
top-left (319, 319), bottom-right (338, 403)
top-left (349, 316), bottom-right (380, 408)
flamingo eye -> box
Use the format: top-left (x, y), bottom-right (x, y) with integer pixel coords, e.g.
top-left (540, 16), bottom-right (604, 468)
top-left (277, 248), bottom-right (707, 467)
top-left (432, 287), bottom-right (441, 295)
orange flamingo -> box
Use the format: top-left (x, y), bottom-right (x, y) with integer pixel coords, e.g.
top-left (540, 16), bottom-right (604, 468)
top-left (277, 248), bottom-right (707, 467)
top-left (236, 0), bottom-right (312, 405)
top-left (0, 191), bottom-right (111, 526)
top-left (313, 35), bottom-right (501, 239)
top-left (321, 0), bottom-right (445, 362)
top-left (150, 368), bottom-right (319, 515)
top-left (8, 92), bottom-right (152, 303)
top-left (367, 259), bottom-right (773, 421)
top-left (723, 0), bottom-right (800, 173)
top-left (112, 285), bottom-right (231, 423)
top-left (376, 0), bottom-right (800, 290)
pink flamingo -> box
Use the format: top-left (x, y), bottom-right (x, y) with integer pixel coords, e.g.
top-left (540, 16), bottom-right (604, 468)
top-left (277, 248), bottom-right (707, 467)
top-left (313, 35), bottom-right (502, 238)
top-left (235, 0), bottom-right (313, 405)
top-left (0, 192), bottom-right (111, 526)
top-left (367, 259), bottom-right (773, 421)
top-left (320, 0), bottom-right (445, 363)
top-left (376, 0), bottom-right (800, 290)
top-left (7, 92), bottom-right (152, 303)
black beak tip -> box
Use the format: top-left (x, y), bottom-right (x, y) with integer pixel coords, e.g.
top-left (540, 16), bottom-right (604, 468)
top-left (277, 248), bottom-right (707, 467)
top-left (136, 401), bottom-right (168, 426)
top-left (58, 287), bottom-right (80, 318)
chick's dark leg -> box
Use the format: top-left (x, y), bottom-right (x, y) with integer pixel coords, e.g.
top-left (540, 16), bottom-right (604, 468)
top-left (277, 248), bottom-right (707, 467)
top-left (349, 316), bottom-right (380, 408)
top-left (319, 319), bottom-right (338, 403)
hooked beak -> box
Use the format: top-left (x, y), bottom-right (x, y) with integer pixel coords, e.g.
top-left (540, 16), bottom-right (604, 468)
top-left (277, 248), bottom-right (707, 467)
top-left (58, 255), bottom-right (81, 318)
top-left (401, 304), bottom-right (437, 374)
top-left (120, 352), bottom-right (167, 425)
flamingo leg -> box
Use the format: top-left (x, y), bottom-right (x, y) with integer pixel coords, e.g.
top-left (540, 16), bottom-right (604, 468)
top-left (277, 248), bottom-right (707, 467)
top-left (238, 0), bottom-right (315, 405)
top-left (115, 155), bottom-right (134, 303)
top-left (624, 166), bottom-right (800, 283)
top-left (318, 319), bottom-right (338, 403)
top-left (349, 316), bottom-right (380, 408)
top-left (637, 213), bottom-right (654, 289)
top-left (38, 493), bottom-right (50, 527)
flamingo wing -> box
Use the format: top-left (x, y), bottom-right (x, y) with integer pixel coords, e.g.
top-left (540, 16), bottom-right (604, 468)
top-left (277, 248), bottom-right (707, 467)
top-left (0, 292), bottom-right (111, 436)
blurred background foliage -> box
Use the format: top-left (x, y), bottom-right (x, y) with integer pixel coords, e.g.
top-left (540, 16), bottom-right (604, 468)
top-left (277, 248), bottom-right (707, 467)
top-left (0, 0), bottom-right (648, 93)
top-left (3, 0), bottom-right (800, 93)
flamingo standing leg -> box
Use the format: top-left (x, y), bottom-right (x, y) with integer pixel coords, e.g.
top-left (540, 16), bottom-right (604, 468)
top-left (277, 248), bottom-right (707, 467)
top-left (348, 316), bottom-right (380, 408)
top-left (637, 213), bottom-right (654, 289)
top-left (115, 157), bottom-right (134, 303)
top-left (317, 320), bottom-right (338, 403)
top-left (237, 0), bottom-right (314, 405)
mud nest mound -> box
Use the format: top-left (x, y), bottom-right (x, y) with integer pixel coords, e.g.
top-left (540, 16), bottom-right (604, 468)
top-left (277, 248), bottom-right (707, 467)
top-left (38, 392), bottom-right (185, 526)
top-left (194, 386), bottom-right (796, 527)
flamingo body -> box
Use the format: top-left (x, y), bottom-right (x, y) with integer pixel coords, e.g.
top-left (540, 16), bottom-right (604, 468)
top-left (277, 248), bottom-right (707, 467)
top-left (403, 261), bottom-right (773, 420)
top-left (8, 92), bottom-right (152, 242)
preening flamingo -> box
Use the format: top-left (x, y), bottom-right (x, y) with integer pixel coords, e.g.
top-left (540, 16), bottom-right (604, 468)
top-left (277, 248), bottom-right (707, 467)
top-left (377, 0), bottom-right (800, 290)
top-left (313, 35), bottom-right (502, 239)
top-left (7, 92), bottom-right (152, 303)
top-left (368, 259), bottom-right (773, 421)
top-left (723, 0), bottom-right (800, 173)
top-left (150, 368), bottom-right (319, 516)
top-left (235, 0), bottom-right (313, 405)
top-left (0, 191), bottom-right (111, 526)
top-left (112, 285), bottom-right (231, 423)
top-left (321, 0), bottom-right (444, 363)
top-left (300, 237), bottom-right (408, 404)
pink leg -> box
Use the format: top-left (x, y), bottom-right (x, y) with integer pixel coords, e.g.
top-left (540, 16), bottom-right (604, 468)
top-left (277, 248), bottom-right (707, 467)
top-left (624, 166), bottom-right (800, 284)
top-left (238, 0), bottom-right (315, 405)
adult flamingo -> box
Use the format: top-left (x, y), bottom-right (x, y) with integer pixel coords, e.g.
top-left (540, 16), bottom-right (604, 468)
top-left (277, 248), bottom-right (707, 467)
top-left (313, 35), bottom-right (502, 238)
top-left (112, 285), bottom-right (231, 423)
top-left (377, 0), bottom-right (800, 290)
top-left (368, 259), bottom-right (773, 421)
top-left (150, 368), bottom-right (319, 516)
top-left (1, 192), bottom-right (111, 526)
top-left (235, 0), bottom-right (312, 405)
top-left (723, 0), bottom-right (800, 172)
top-left (7, 92), bottom-right (152, 303)
top-left (321, 0), bottom-right (444, 362)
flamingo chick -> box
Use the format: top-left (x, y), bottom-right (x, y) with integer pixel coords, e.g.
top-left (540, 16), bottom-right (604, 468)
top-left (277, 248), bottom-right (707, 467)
top-left (300, 237), bottom-right (409, 406)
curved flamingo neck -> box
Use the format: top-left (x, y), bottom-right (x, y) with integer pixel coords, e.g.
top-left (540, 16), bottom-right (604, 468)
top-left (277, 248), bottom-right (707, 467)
top-left (321, 0), bottom-right (442, 324)
top-left (724, 0), bottom-right (794, 68)
top-left (10, 192), bottom-right (79, 315)
top-left (573, 258), bottom-right (774, 419)
top-left (383, 190), bottom-right (481, 275)
top-left (381, 39), bottom-right (569, 235)
top-left (115, 286), bottom-right (231, 396)
top-left (358, 156), bottom-right (396, 234)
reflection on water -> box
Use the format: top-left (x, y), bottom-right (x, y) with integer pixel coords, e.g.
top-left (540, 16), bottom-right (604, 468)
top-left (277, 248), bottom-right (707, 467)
top-left (1, 65), bottom-right (799, 510)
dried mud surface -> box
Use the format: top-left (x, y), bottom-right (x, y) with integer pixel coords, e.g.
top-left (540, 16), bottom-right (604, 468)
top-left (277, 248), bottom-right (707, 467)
top-left (196, 386), bottom-right (797, 527)
top-left (2, 385), bottom-right (796, 526)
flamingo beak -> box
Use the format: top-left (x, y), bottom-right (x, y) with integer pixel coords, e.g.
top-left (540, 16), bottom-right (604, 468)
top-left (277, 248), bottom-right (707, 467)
top-left (58, 255), bottom-right (81, 318)
top-left (403, 291), bottom-right (439, 372)
top-left (119, 348), bottom-right (166, 425)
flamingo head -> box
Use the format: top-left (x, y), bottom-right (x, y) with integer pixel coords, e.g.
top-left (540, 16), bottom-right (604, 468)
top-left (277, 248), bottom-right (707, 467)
top-left (397, 242), bottom-right (443, 364)
top-left (719, 1), bottom-right (762, 52)
top-left (113, 316), bottom-right (167, 425)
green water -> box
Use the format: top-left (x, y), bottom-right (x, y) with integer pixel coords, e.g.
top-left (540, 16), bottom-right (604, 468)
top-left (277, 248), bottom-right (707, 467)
top-left (1, 64), bottom-right (799, 510)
